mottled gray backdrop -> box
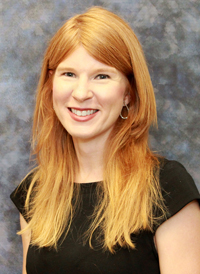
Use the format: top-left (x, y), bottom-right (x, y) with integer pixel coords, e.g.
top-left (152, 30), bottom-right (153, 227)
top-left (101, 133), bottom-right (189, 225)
top-left (1, 0), bottom-right (200, 273)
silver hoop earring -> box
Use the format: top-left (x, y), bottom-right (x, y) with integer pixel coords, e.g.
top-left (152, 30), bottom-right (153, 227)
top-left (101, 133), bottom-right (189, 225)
top-left (120, 104), bottom-right (129, 119)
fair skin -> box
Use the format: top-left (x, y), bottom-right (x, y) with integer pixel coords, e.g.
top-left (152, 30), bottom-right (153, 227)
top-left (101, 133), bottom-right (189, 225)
top-left (155, 200), bottom-right (200, 274)
top-left (52, 46), bottom-right (129, 183)
top-left (20, 46), bottom-right (200, 273)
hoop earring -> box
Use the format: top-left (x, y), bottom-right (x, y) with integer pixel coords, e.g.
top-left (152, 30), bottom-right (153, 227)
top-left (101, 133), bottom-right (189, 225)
top-left (120, 104), bottom-right (129, 119)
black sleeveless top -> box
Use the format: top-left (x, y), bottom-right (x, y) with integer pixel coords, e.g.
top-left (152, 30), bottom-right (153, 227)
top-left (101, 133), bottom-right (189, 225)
top-left (10, 159), bottom-right (200, 274)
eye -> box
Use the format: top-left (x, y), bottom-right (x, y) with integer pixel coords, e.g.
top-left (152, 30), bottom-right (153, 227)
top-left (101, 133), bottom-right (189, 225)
top-left (63, 72), bottom-right (75, 77)
top-left (95, 74), bottom-right (110, 80)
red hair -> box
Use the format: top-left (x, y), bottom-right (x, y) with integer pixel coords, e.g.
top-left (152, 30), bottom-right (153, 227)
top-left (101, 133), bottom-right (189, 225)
top-left (19, 6), bottom-right (166, 253)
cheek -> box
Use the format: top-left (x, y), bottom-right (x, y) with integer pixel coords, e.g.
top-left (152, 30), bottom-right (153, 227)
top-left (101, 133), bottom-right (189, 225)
top-left (52, 89), bottom-right (61, 105)
top-left (98, 89), bottom-right (124, 118)
top-left (52, 82), bottom-right (70, 104)
top-left (52, 81), bottom-right (60, 102)
top-left (105, 85), bottom-right (126, 106)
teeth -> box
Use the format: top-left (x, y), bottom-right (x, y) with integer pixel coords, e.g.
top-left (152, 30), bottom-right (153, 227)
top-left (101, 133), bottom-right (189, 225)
top-left (71, 108), bottom-right (97, 117)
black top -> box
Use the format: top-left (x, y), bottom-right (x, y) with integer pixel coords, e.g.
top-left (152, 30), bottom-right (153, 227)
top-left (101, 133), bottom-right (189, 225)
top-left (10, 159), bottom-right (200, 274)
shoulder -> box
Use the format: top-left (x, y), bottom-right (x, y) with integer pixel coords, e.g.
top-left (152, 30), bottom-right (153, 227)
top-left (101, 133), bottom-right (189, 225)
top-left (155, 200), bottom-right (200, 273)
top-left (10, 171), bottom-right (35, 199)
top-left (154, 160), bottom-right (200, 272)
top-left (159, 158), bottom-right (200, 220)
top-left (10, 170), bottom-right (36, 221)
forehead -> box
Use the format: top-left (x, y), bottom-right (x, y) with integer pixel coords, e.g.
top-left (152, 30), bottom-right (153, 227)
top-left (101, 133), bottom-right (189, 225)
top-left (57, 46), bottom-right (118, 73)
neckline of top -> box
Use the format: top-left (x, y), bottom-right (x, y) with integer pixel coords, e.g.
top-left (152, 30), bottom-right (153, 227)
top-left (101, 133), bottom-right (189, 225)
top-left (74, 181), bottom-right (101, 187)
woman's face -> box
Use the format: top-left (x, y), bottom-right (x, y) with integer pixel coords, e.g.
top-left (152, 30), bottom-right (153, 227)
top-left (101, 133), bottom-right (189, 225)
top-left (52, 46), bottom-right (129, 143)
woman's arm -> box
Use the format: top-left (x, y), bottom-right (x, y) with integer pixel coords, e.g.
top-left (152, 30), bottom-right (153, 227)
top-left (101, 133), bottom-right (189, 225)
top-left (155, 200), bottom-right (200, 274)
top-left (20, 214), bottom-right (31, 274)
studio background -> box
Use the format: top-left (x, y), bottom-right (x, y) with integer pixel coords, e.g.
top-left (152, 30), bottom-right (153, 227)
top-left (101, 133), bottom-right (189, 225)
top-left (1, 0), bottom-right (199, 273)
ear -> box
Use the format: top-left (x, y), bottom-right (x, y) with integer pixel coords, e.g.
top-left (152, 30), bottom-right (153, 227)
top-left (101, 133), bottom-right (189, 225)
top-left (49, 69), bottom-right (53, 76)
top-left (124, 91), bottom-right (131, 105)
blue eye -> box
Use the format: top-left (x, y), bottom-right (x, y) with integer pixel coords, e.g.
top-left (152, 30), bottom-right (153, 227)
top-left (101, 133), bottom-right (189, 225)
top-left (64, 72), bottom-right (75, 77)
top-left (96, 74), bottom-right (110, 80)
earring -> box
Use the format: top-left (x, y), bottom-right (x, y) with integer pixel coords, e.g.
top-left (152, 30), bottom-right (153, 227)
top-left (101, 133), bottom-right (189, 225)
top-left (120, 104), bottom-right (129, 119)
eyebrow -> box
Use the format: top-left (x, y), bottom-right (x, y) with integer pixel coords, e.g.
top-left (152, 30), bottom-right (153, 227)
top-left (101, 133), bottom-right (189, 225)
top-left (92, 68), bottom-right (117, 74)
top-left (56, 66), bottom-right (117, 74)
top-left (56, 67), bottom-right (75, 72)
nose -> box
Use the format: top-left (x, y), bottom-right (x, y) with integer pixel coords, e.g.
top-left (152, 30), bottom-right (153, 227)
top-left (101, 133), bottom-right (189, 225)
top-left (72, 76), bottom-right (93, 102)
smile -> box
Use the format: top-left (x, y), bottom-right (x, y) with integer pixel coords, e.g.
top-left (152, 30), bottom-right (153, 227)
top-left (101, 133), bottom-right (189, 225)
top-left (70, 108), bottom-right (98, 117)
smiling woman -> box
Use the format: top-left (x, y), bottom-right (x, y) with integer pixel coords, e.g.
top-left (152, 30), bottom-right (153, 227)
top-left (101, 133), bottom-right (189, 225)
top-left (52, 46), bottom-right (129, 141)
top-left (10, 6), bottom-right (200, 274)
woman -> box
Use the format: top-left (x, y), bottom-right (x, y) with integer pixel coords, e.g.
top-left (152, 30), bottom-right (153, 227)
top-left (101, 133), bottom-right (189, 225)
top-left (11, 6), bottom-right (200, 274)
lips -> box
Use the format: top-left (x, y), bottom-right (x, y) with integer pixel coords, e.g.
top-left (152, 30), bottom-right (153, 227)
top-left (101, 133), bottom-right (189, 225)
top-left (69, 108), bottom-right (98, 117)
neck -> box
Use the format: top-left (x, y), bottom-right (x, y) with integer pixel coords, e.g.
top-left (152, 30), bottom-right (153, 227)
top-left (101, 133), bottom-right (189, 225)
top-left (72, 137), bottom-right (106, 183)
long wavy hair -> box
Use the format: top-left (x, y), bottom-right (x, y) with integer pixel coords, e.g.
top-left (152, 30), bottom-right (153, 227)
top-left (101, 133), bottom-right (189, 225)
top-left (19, 6), bottom-right (166, 253)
